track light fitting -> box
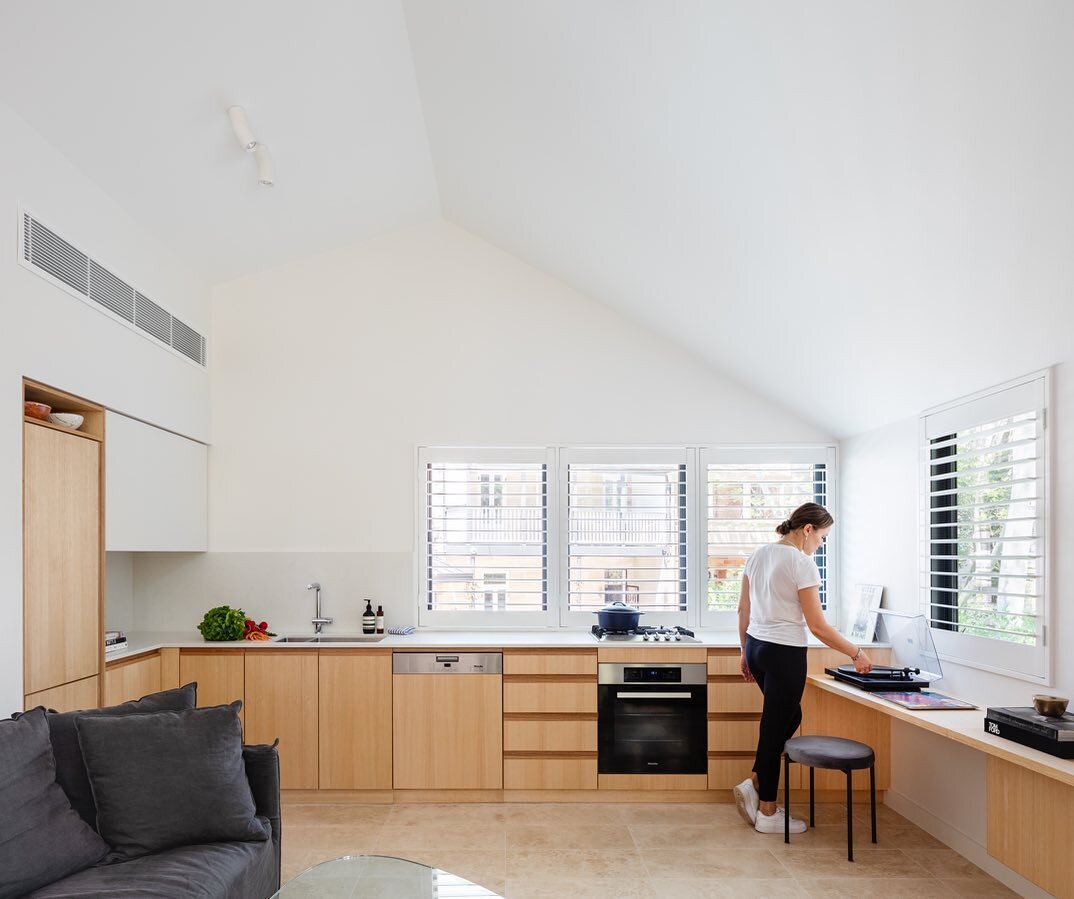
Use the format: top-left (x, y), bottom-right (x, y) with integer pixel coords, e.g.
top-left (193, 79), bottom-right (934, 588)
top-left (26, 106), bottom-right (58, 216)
top-left (226, 104), bottom-right (274, 188)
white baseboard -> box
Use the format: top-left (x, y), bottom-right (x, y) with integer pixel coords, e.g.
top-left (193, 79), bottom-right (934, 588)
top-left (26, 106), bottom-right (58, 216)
top-left (883, 789), bottom-right (1050, 899)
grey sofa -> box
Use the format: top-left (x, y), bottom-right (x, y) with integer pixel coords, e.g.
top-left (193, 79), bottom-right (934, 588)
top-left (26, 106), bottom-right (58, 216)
top-left (3, 687), bottom-right (281, 899)
top-left (28, 743), bottom-right (282, 899)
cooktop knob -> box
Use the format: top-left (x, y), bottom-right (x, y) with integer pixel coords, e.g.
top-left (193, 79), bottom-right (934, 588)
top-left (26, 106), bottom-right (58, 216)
top-left (642, 633), bottom-right (651, 641)
top-left (674, 634), bottom-right (682, 641)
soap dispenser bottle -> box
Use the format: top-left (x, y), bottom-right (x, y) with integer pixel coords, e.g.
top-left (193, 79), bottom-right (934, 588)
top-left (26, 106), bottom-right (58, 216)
top-left (362, 599), bottom-right (376, 634)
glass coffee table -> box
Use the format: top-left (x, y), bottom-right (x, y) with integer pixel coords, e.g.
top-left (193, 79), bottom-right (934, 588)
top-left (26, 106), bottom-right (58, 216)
top-left (272, 855), bottom-right (503, 897)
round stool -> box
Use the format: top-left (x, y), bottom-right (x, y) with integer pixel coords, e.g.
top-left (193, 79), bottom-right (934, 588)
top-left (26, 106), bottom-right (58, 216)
top-left (782, 735), bottom-right (877, 861)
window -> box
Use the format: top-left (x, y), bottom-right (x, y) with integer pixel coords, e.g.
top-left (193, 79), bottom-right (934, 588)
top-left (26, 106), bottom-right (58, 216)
top-left (418, 445), bottom-right (835, 629)
top-left (701, 447), bottom-right (835, 627)
top-left (420, 448), bottom-right (553, 627)
top-left (920, 372), bottom-right (1050, 683)
top-left (562, 449), bottom-right (689, 625)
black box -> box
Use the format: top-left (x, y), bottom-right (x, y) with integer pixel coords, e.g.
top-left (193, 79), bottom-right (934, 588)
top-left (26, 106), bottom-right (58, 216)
top-left (984, 717), bottom-right (1074, 759)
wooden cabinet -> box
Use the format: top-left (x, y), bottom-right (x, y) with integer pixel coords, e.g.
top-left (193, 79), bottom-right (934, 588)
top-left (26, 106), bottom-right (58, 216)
top-left (393, 668), bottom-right (502, 790)
top-left (104, 652), bottom-right (161, 705)
top-left (23, 416), bottom-right (102, 702)
top-left (245, 651), bottom-right (319, 789)
top-left (104, 411), bottom-right (207, 551)
top-left (25, 676), bottom-right (100, 713)
top-left (319, 651), bottom-right (392, 790)
top-left (179, 650), bottom-right (245, 727)
top-left (503, 650), bottom-right (597, 791)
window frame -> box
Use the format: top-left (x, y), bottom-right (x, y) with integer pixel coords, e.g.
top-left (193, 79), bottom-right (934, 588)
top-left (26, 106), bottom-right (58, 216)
top-left (416, 444), bottom-right (838, 631)
top-left (698, 446), bottom-right (838, 630)
top-left (918, 370), bottom-right (1052, 685)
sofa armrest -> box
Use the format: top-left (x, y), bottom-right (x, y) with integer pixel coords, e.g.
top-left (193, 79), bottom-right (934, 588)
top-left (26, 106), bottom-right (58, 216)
top-left (243, 742), bottom-right (281, 891)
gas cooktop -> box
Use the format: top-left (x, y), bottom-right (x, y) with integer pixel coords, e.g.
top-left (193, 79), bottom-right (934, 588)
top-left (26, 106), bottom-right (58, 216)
top-left (591, 625), bottom-right (700, 643)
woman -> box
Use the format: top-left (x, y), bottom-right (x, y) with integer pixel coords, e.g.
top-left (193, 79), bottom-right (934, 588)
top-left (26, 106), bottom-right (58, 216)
top-left (732, 502), bottom-right (872, 834)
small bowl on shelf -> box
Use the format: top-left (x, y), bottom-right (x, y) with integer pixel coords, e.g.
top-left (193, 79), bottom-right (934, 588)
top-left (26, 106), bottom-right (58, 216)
top-left (24, 401), bottom-right (51, 420)
top-left (1032, 694), bottom-right (1069, 718)
top-left (48, 412), bottom-right (84, 430)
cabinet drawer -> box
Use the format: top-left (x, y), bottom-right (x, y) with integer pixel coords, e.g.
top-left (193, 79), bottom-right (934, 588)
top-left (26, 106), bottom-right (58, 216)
top-left (504, 651), bottom-right (597, 676)
top-left (708, 681), bottom-right (763, 713)
top-left (504, 681), bottom-right (596, 714)
top-left (504, 758), bottom-right (597, 790)
top-left (707, 650), bottom-right (742, 676)
top-left (104, 653), bottom-right (161, 706)
top-left (709, 757), bottom-right (799, 790)
top-left (709, 719), bottom-right (760, 753)
top-left (504, 719), bottom-right (597, 752)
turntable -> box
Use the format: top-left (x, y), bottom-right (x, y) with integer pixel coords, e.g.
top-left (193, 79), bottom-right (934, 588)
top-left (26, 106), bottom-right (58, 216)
top-left (824, 664), bottom-right (932, 692)
top-left (825, 610), bottom-right (943, 694)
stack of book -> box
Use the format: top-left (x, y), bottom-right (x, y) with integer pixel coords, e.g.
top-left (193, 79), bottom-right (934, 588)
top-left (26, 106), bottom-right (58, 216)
top-left (985, 706), bottom-right (1074, 759)
top-left (104, 630), bottom-right (128, 654)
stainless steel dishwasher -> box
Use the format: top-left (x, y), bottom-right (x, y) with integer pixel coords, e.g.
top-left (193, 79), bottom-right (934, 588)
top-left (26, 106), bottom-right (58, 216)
top-left (392, 652), bottom-right (503, 790)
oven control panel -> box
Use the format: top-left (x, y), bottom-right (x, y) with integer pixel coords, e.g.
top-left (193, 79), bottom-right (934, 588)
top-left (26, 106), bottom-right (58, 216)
top-left (624, 666), bottom-right (682, 683)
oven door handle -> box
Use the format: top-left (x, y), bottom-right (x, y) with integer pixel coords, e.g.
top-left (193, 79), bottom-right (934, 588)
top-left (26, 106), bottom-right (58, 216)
top-left (615, 691), bottom-right (693, 700)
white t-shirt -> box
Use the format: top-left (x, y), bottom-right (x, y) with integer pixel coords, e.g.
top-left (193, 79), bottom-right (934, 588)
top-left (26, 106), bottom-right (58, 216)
top-left (744, 543), bottom-right (822, 647)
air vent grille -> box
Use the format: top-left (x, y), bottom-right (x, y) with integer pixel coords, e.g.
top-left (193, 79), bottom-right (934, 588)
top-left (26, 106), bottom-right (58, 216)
top-left (19, 211), bottom-right (206, 367)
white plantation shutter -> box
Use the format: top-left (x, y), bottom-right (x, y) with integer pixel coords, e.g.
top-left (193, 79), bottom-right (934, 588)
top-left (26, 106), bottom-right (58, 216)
top-left (419, 449), bottom-right (552, 626)
top-left (701, 448), bottom-right (833, 624)
top-left (920, 374), bottom-right (1049, 682)
top-left (563, 449), bottom-right (688, 621)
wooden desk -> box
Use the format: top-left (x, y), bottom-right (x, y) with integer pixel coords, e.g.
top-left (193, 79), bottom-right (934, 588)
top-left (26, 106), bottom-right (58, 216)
top-left (807, 674), bottom-right (1074, 898)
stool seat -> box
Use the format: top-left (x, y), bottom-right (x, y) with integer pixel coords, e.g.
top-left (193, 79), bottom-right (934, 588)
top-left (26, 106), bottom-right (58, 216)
top-left (785, 735), bottom-right (875, 771)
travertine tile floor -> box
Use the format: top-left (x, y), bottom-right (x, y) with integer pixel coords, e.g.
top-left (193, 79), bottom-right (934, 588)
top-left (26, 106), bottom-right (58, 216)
top-left (280, 800), bottom-right (1018, 898)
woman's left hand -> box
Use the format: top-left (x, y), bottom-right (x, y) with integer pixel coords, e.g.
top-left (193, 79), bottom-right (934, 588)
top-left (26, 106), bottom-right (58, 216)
top-left (740, 651), bottom-right (754, 682)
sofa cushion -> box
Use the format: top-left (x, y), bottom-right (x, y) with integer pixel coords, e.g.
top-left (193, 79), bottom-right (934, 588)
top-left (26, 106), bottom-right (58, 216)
top-left (0, 707), bottom-right (108, 899)
top-left (76, 702), bottom-right (271, 862)
top-left (25, 837), bottom-right (278, 899)
top-left (47, 682), bottom-right (197, 829)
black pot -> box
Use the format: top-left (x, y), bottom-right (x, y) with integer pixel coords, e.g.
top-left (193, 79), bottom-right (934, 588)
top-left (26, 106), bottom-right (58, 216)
top-left (594, 600), bottom-right (643, 631)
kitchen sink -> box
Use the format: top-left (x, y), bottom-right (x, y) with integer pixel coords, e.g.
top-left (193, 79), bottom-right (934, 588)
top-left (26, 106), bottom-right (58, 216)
top-left (274, 634), bottom-right (386, 643)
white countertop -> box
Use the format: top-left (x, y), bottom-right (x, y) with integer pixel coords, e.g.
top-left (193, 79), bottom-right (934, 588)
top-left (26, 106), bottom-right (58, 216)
top-left (106, 629), bottom-right (887, 659)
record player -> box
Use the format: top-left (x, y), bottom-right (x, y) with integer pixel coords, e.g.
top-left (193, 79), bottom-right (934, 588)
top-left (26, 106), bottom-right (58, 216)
top-left (826, 610), bottom-right (943, 693)
top-left (824, 664), bottom-right (932, 692)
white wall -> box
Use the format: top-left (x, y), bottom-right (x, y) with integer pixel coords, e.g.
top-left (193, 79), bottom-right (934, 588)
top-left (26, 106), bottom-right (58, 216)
top-left (0, 100), bottom-right (210, 716)
top-left (133, 221), bottom-right (833, 633)
top-left (839, 360), bottom-right (1072, 893)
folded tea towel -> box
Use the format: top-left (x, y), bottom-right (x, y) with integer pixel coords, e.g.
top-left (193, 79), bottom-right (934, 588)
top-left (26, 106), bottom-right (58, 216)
top-left (387, 626), bottom-right (416, 635)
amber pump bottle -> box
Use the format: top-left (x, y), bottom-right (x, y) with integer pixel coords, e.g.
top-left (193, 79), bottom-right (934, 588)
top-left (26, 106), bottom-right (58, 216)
top-left (362, 599), bottom-right (376, 634)
top-left (375, 605), bottom-right (385, 634)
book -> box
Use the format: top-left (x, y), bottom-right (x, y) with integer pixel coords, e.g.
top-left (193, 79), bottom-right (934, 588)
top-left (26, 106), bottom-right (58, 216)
top-left (984, 717), bottom-right (1074, 759)
top-left (873, 691), bottom-right (976, 711)
top-left (986, 706), bottom-right (1074, 742)
top-left (104, 637), bottom-right (128, 653)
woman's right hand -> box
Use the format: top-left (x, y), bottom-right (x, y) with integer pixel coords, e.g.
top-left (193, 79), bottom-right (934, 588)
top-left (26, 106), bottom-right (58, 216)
top-left (740, 651), bottom-right (754, 683)
top-left (853, 649), bottom-right (873, 674)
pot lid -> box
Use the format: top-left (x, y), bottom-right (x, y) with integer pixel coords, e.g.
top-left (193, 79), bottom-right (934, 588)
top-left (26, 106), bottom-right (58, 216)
top-left (593, 601), bottom-right (645, 615)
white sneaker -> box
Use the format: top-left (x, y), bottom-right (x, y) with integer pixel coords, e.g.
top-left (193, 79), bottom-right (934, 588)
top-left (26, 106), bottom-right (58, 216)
top-left (732, 778), bottom-right (759, 825)
top-left (755, 807), bottom-right (807, 834)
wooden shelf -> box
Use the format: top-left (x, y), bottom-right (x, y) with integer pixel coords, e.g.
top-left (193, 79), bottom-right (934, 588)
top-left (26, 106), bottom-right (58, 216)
top-left (23, 415), bottom-right (102, 442)
top-left (23, 378), bottom-right (105, 440)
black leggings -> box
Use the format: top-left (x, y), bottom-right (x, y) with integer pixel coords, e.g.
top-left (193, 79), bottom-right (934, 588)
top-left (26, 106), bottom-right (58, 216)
top-left (745, 633), bottom-right (808, 802)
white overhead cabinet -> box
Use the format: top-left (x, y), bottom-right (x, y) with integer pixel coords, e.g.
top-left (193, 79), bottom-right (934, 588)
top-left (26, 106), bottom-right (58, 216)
top-left (105, 411), bottom-right (207, 551)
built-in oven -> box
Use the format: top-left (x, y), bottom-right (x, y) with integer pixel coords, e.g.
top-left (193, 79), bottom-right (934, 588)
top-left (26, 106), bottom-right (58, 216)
top-left (597, 662), bottom-right (708, 775)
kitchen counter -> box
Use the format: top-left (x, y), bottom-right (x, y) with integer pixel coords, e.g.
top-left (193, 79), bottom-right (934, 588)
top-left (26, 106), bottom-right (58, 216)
top-left (106, 629), bottom-right (888, 660)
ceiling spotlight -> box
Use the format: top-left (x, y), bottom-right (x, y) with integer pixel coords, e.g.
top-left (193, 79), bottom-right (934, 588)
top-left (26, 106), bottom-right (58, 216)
top-left (227, 105), bottom-right (258, 152)
top-left (254, 144), bottom-right (275, 188)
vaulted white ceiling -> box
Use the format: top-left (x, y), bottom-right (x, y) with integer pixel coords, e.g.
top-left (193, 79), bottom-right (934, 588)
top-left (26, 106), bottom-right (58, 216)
top-left (2, 2), bottom-right (1071, 436)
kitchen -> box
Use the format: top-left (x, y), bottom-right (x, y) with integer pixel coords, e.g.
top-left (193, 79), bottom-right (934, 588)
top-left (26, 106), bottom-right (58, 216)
top-left (3, 3), bottom-right (1073, 898)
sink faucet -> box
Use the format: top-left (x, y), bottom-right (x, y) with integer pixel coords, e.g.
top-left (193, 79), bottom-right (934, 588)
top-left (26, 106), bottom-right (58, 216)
top-left (307, 582), bottom-right (333, 634)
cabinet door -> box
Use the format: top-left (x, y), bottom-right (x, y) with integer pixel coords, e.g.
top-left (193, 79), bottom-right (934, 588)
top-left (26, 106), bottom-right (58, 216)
top-left (104, 653), bottom-right (161, 706)
top-left (393, 674), bottom-right (503, 789)
top-left (24, 424), bottom-right (100, 695)
top-left (245, 652), bottom-right (319, 789)
top-left (105, 411), bottom-right (207, 551)
top-left (25, 676), bottom-right (100, 714)
top-left (179, 651), bottom-right (245, 728)
top-left (319, 652), bottom-right (392, 789)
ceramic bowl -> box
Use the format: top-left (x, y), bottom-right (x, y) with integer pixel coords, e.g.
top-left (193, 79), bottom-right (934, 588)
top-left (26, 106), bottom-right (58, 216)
top-left (48, 412), bottom-right (84, 430)
top-left (1032, 694), bottom-right (1069, 718)
top-left (24, 401), bottom-right (51, 420)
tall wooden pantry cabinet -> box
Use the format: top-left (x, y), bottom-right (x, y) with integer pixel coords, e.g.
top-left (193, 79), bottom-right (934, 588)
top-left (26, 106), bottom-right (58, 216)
top-left (22, 380), bottom-right (105, 712)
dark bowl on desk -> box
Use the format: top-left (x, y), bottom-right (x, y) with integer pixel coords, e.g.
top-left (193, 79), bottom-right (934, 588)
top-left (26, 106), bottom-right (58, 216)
top-left (1033, 694), bottom-right (1069, 718)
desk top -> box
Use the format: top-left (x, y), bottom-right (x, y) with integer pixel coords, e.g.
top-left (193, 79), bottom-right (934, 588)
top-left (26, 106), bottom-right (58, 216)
top-left (807, 674), bottom-right (1074, 787)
